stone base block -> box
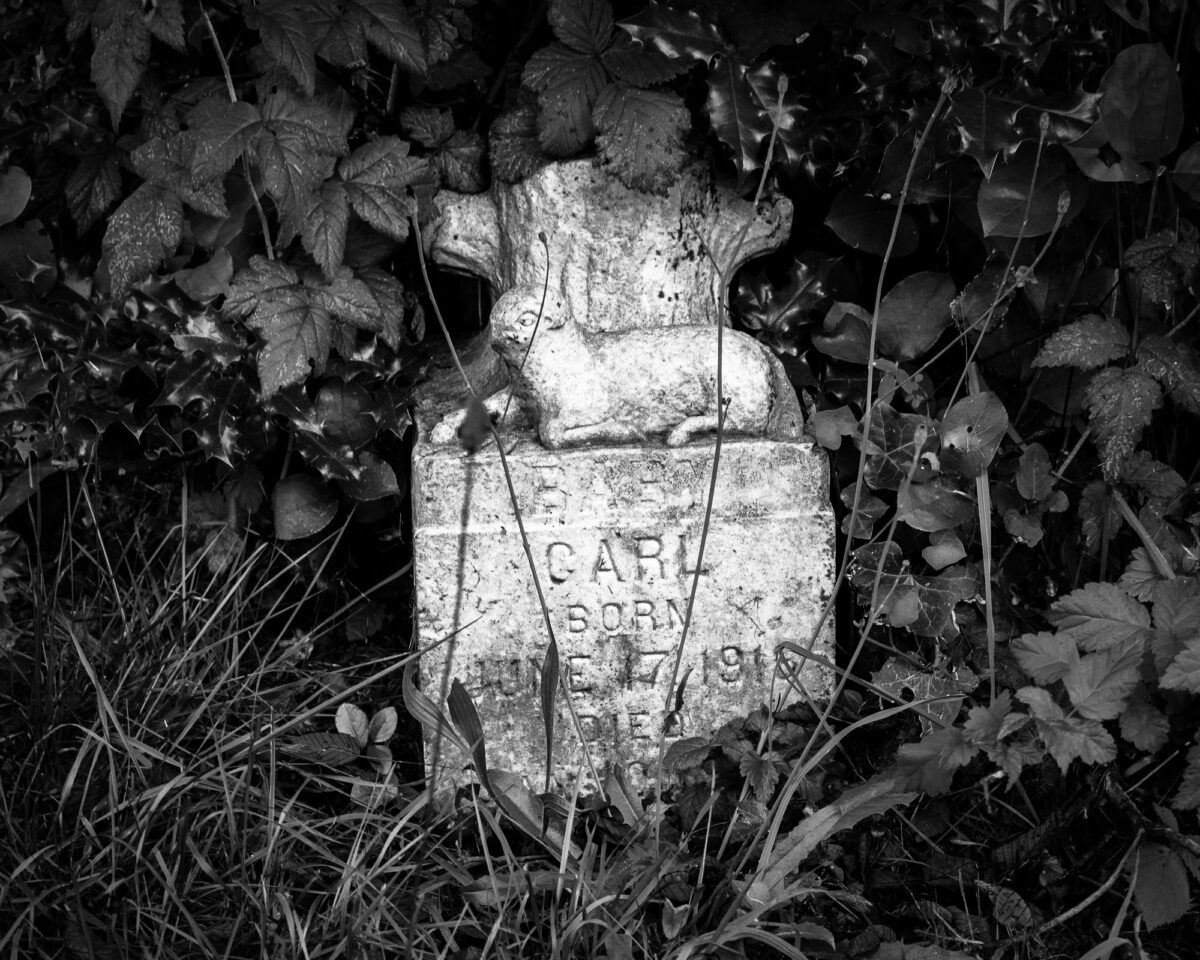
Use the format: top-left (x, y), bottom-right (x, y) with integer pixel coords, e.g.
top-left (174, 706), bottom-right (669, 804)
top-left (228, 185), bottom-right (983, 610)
top-left (412, 434), bottom-right (835, 792)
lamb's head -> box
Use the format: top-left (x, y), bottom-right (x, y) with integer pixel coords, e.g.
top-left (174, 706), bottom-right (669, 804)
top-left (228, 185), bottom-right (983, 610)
top-left (489, 286), bottom-right (569, 359)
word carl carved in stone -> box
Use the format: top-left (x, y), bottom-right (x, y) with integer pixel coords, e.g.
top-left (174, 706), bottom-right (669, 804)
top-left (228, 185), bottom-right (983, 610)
top-left (413, 161), bottom-right (835, 793)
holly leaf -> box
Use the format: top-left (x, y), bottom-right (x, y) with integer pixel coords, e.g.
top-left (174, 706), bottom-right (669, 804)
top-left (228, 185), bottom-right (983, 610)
top-left (1047, 582), bottom-right (1151, 651)
top-left (825, 189), bottom-right (919, 258)
top-left (99, 183), bottom-right (183, 298)
top-left (1062, 637), bottom-right (1142, 720)
top-left (939, 393), bottom-right (1008, 478)
top-left (593, 83), bottom-right (688, 194)
top-left (618, 2), bottom-right (727, 63)
top-left (1133, 843), bottom-right (1190, 930)
top-left (549, 0), bottom-right (613, 55)
top-left (302, 180), bottom-right (350, 279)
top-left (523, 42), bottom-right (606, 155)
top-left (65, 149), bottom-right (122, 233)
top-left (977, 145), bottom-right (1085, 238)
top-left (1011, 632), bottom-right (1079, 684)
top-left (1119, 697), bottom-right (1169, 752)
top-left (1160, 640), bottom-right (1200, 694)
top-left (1137, 334), bottom-right (1200, 415)
top-left (733, 257), bottom-right (826, 354)
top-left (875, 272), bottom-right (954, 362)
top-left (706, 56), bottom-right (769, 184)
top-left (1172, 745), bottom-right (1200, 810)
top-left (339, 137), bottom-right (429, 243)
top-left (250, 0), bottom-right (318, 96)
top-left (1033, 315), bottom-right (1130, 370)
top-left (92, 6), bottom-right (150, 127)
top-left (1085, 367), bottom-right (1162, 481)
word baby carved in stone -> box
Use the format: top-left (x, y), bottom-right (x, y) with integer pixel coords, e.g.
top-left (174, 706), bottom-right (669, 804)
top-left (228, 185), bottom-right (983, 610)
top-left (413, 440), bottom-right (835, 791)
top-left (426, 159), bottom-right (799, 448)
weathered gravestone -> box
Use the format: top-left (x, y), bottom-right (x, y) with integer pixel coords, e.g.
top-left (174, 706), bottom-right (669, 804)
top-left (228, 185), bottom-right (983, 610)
top-left (414, 161), bottom-right (835, 792)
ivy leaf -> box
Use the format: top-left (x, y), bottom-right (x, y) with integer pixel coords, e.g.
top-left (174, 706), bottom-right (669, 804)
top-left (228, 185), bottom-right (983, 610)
top-left (593, 84), bottom-right (688, 195)
top-left (706, 56), bottom-right (768, 184)
top-left (810, 301), bottom-right (871, 364)
top-left (1119, 697), bottom-right (1169, 752)
top-left (809, 406), bottom-right (858, 451)
top-left (896, 477), bottom-right (975, 533)
top-left (345, 0), bottom-right (426, 74)
top-left (1033, 315), bottom-right (1129, 370)
top-left (850, 543), bottom-right (977, 639)
top-left (302, 180), bottom-right (350, 279)
top-left (1011, 632), bottom-right (1079, 684)
top-left (65, 148), bottom-right (122, 233)
top-left (1004, 508), bottom-right (1044, 546)
top-left (939, 393), bottom-right (1008, 478)
top-left (549, 0), bottom-right (613, 55)
top-left (523, 43), bottom-right (606, 155)
top-left (1062, 638), bottom-right (1142, 721)
top-left (1172, 745), bottom-right (1200, 810)
top-left (876, 272), bottom-right (954, 362)
top-left (99, 183), bottom-right (183, 298)
top-left (872, 658), bottom-right (978, 734)
top-left (923, 530), bottom-right (967, 570)
top-left (92, 6), bottom-right (151, 127)
top-left (859, 403), bottom-right (938, 491)
top-left (1133, 843), bottom-right (1190, 930)
top-left (339, 137), bottom-right (429, 243)
top-left (977, 145), bottom-right (1085, 238)
top-left (1085, 367), bottom-right (1162, 481)
top-left (1047, 582), bottom-right (1151, 651)
top-left (618, 1), bottom-right (727, 63)
top-left (1137, 334), bottom-right (1200, 415)
top-left (1160, 640), bottom-right (1200, 694)
top-left (249, 0), bottom-right (318, 96)
top-left (825, 189), bottom-right (919, 259)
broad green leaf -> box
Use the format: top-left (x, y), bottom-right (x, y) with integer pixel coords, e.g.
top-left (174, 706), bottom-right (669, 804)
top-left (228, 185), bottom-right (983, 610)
top-left (1137, 334), bottom-right (1200, 415)
top-left (896, 477), bottom-right (975, 533)
top-left (1174, 142), bottom-right (1200, 202)
top-left (1047, 582), bottom-right (1150, 651)
top-left (1062, 638), bottom-right (1142, 720)
top-left (92, 8), bottom-right (150, 127)
top-left (336, 702), bottom-right (370, 745)
top-left (1036, 713), bottom-right (1116, 772)
top-left (340, 137), bottom-right (429, 242)
top-left (1096, 44), bottom-right (1182, 162)
top-left (146, 0), bottom-right (184, 50)
top-left (65, 150), bottom-right (122, 233)
top-left (187, 99), bottom-right (263, 179)
top-left (250, 0), bottom-right (318, 96)
top-left (132, 135), bottom-right (228, 217)
top-left (593, 83), bottom-right (688, 194)
top-left (401, 105), bottom-right (454, 148)
top-left (1011, 632), bottom-right (1079, 684)
top-left (894, 728), bottom-right (973, 795)
top-left (368, 706), bottom-right (398, 742)
top-left (1133, 843), bottom-right (1190, 930)
top-left (346, 0), bottom-right (426, 74)
top-left (860, 403), bottom-right (938, 490)
top-left (248, 288), bottom-right (333, 394)
top-left (922, 530), bottom-right (966, 570)
top-left (302, 181), bottom-right (350, 279)
top-left (175, 249), bottom-right (234, 302)
top-left (272, 474), bottom-right (336, 539)
top-left (1151, 579), bottom-right (1200, 673)
top-left (1160, 640), bottom-right (1200, 694)
top-left (1032, 315), bottom-right (1129, 370)
top-left (0, 167), bottom-right (30, 227)
top-left (1085, 367), bottom-right (1162, 481)
top-left (99, 183), bottom-right (183, 298)
top-left (618, 1), bottom-right (726, 63)
top-left (1016, 443), bottom-right (1054, 501)
top-left (977, 145), bottom-right (1085, 238)
top-left (875, 272), bottom-right (954, 362)
top-left (523, 43), bottom-right (606, 155)
top-left (939, 393), bottom-right (1008, 478)
top-left (663, 736), bottom-right (711, 772)
top-left (282, 731), bottom-right (361, 766)
top-left (824, 189), bottom-right (918, 258)
top-left (810, 301), bottom-right (871, 364)
top-left (601, 30), bottom-right (689, 86)
top-left (962, 690), bottom-right (1013, 748)
top-left (809, 406), bottom-right (858, 451)
top-left (1118, 697), bottom-right (1169, 752)
top-left (549, 0), bottom-right (613, 55)
top-left (872, 657), bottom-right (978, 733)
top-left (850, 543), bottom-right (977, 639)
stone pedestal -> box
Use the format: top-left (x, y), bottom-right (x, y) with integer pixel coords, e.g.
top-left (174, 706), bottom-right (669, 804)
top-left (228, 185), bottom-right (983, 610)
top-left (413, 432), bottom-right (835, 792)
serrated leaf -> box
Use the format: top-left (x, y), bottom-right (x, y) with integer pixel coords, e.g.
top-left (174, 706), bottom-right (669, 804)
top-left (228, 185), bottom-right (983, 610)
top-left (309, 268), bottom-right (381, 331)
top-left (979, 882), bottom-right (1034, 930)
top-left (1172, 745), bottom-right (1200, 810)
top-left (146, 0), bottom-right (184, 50)
top-left (1133, 843), bottom-right (1190, 930)
top-left (132, 135), bottom-right (228, 217)
top-left (549, 0), bottom-right (612, 55)
top-left (99, 183), bottom-right (183, 298)
top-left (1124, 229), bottom-right (1199, 308)
top-left (1048, 582), bottom-right (1150, 651)
top-left (282, 730), bottom-right (362, 766)
top-left (593, 83), bottom-right (688, 194)
top-left (1160, 640), bottom-right (1200, 693)
top-left (740, 752), bottom-right (784, 800)
top-left (336, 702), bottom-right (370, 745)
top-left (706, 56), bottom-right (768, 183)
top-left (251, 0), bottom-right (318, 96)
top-left (1121, 450), bottom-right (1186, 503)
top-left (1033, 315), bottom-right (1129, 370)
top-left (824, 189), bottom-right (919, 258)
top-left (1137, 334), bottom-right (1200, 415)
top-left (939, 392), bottom-right (1008, 478)
top-left (272, 474), bottom-right (336, 538)
top-left (876, 272), bottom-right (954, 362)
top-left (1152, 579), bottom-right (1200, 672)
top-left (302, 180), bottom-right (350, 279)
top-left (977, 145), bottom-right (1084, 238)
top-left (1085, 367), bottom-right (1162, 481)
top-left (187, 99), bottom-right (263, 179)
top-left (490, 104), bottom-right (546, 183)
top-left (1012, 632), bottom-right (1079, 684)
top-left (340, 137), bottom-right (428, 242)
top-left (65, 150), bottom-right (122, 233)
top-left (618, 1), bottom-right (726, 63)
top-left (346, 0), bottom-right (426, 74)
top-left (524, 43), bottom-right (606, 155)
top-left (435, 129), bottom-right (485, 192)
top-left (894, 728), bottom-right (973, 795)
top-left (1120, 548), bottom-right (1161, 601)
top-left (600, 30), bottom-right (689, 85)
top-left (249, 288), bottom-right (333, 394)
top-left (962, 690), bottom-right (1013, 749)
top-left (1062, 637), bottom-right (1142, 720)
top-left (92, 9), bottom-right (150, 127)
top-left (400, 105), bottom-right (454, 148)
top-left (1034, 711), bottom-right (1117, 773)
top-left (1119, 697), bottom-right (1169, 752)
top-left (355, 265), bottom-right (406, 347)
top-left (663, 736), bottom-right (711, 772)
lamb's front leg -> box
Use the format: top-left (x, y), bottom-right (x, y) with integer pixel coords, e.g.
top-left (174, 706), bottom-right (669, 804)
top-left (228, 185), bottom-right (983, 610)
top-left (428, 388), bottom-right (527, 447)
top-left (542, 419), bottom-right (644, 448)
top-left (667, 414), bottom-right (721, 446)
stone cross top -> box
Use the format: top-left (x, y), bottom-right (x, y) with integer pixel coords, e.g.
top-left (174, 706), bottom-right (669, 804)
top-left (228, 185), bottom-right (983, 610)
top-left (413, 160), bottom-right (834, 793)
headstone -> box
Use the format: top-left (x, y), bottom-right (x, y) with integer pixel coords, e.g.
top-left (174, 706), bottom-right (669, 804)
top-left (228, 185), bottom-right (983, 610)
top-left (414, 160), bottom-right (835, 793)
